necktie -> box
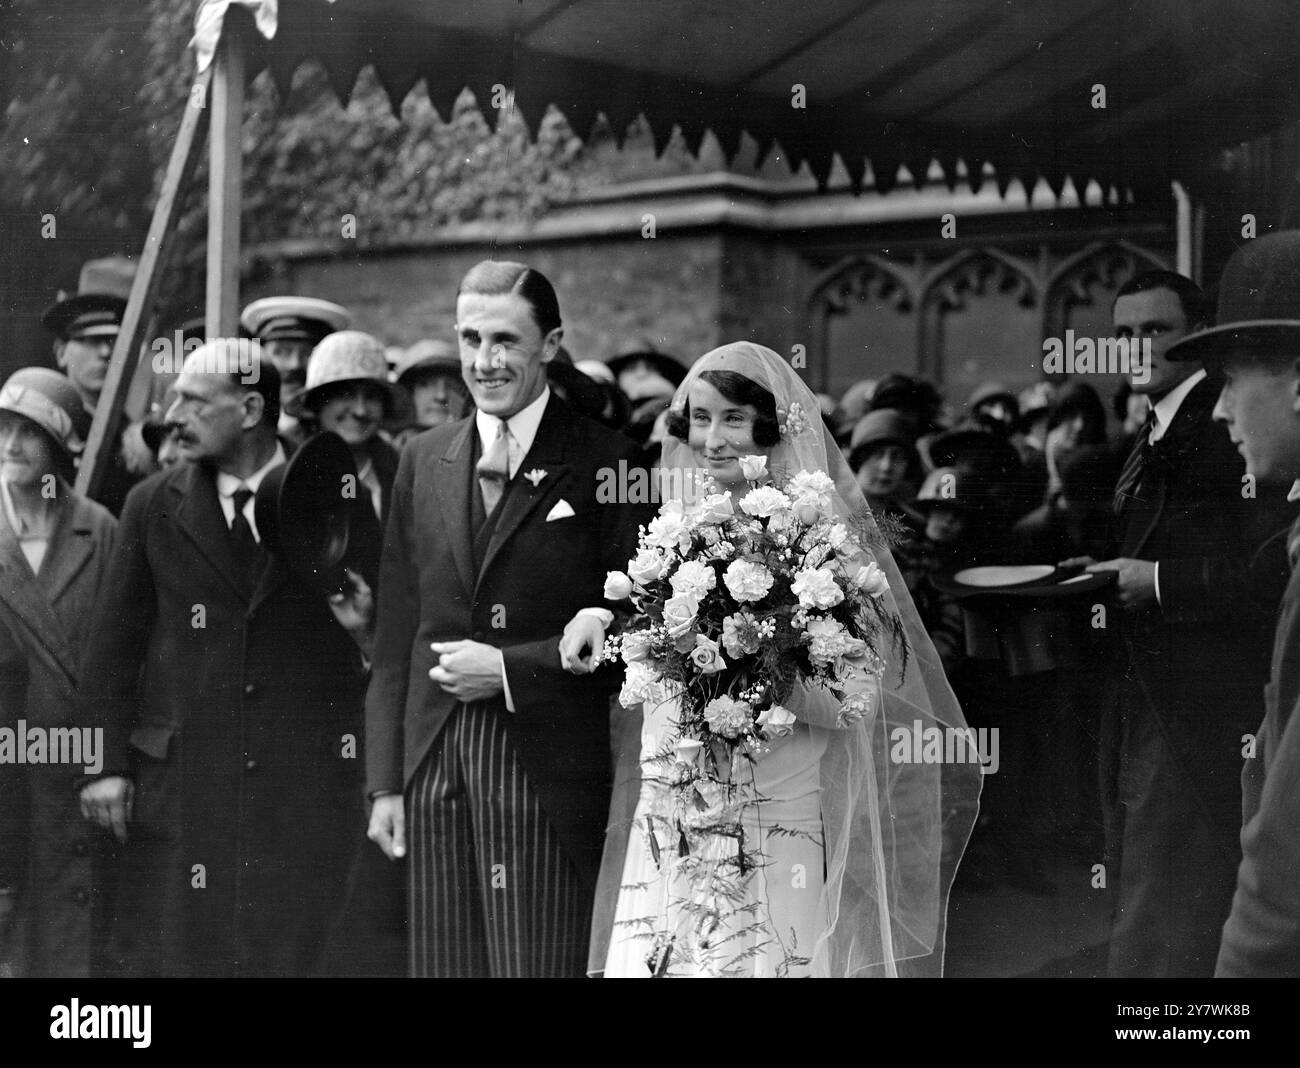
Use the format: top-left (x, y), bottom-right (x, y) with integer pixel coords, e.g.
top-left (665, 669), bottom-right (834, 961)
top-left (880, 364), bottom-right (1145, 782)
top-left (477, 420), bottom-right (511, 519)
top-left (1113, 410), bottom-right (1156, 514)
top-left (229, 486), bottom-right (257, 582)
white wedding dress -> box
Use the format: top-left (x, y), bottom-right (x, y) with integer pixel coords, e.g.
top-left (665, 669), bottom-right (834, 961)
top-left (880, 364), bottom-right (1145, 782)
top-left (603, 672), bottom-right (859, 978)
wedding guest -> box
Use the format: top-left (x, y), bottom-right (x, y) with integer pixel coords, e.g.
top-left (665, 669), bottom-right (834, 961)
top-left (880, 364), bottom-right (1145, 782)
top-left (1158, 233), bottom-right (1300, 977)
top-left (77, 342), bottom-right (370, 976)
top-left (965, 381), bottom-right (1019, 440)
top-left (847, 409), bottom-right (924, 540)
top-left (0, 369), bottom-right (117, 977)
top-left (40, 257), bottom-right (144, 516)
top-left (1092, 268), bottom-right (1293, 977)
top-left (392, 340), bottom-right (471, 446)
top-left (1043, 382), bottom-right (1109, 500)
top-left (240, 296), bottom-right (350, 449)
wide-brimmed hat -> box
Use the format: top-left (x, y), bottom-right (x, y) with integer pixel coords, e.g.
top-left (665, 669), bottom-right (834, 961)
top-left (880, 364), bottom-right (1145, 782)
top-left (0, 367), bottom-right (90, 461)
top-left (1168, 231), bottom-right (1300, 364)
top-left (41, 257), bottom-right (135, 340)
top-left (302, 330), bottom-right (393, 411)
top-left (254, 431), bottom-right (379, 594)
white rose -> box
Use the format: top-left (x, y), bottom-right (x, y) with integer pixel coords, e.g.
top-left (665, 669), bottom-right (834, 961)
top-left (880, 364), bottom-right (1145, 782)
top-left (689, 634), bottom-right (726, 675)
top-left (699, 491), bottom-right (734, 523)
top-left (670, 560), bottom-right (718, 597)
top-left (723, 559), bottom-right (775, 603)
top-left (627, 548), bottom-right (668, 585)
top-left (662, 592), bottom-right (701, 639)
top-left (738, 455), bottom-right (768, 481)
top-left (674, 738), bottom-right (703, 765)
top-left (757, 704), bottom-right (797, 738)
top-left (792, 566), bottom-right (845, 610)
top-left (603, 571), bottom-right (633, 600)
top-left (738, 486), bottom-right (791, 518)
top-left (854, 561), bottom-right (890, 597)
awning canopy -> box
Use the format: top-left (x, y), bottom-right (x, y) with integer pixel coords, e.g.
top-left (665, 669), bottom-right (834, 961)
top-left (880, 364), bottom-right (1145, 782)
top-left (245, 0), bottom-right (1300, 197)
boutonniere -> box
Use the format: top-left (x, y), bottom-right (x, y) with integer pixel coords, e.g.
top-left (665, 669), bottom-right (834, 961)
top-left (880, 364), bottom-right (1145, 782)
top-left (524, 468), bottom-right (548, 487)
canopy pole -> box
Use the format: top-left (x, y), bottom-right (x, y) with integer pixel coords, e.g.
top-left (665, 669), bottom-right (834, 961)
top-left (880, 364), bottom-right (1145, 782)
top-left (206, 19), bottom-right (246, 338)
top-left (75, 67), bottom-right (213, 499)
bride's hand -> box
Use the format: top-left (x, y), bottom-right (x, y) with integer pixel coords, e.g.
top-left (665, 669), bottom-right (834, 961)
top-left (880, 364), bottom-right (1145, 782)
top-left (559, 613), bottom-right (607, 675)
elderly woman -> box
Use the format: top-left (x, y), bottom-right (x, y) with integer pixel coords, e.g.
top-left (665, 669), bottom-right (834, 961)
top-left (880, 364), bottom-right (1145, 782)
top-left (0, 368), bottom-right (117, 977)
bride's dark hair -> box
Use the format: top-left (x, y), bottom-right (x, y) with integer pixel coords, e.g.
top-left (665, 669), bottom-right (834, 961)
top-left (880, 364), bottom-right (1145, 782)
top-left (664, 369), bottom-right (781, 446)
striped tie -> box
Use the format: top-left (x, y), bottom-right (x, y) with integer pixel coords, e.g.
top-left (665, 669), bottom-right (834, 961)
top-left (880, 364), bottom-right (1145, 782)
top-left (1113, 411), bottom-right (1156, 515)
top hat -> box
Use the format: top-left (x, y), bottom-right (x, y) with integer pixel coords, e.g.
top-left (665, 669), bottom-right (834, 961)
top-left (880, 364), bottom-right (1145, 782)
top-left (254, 431), bottom-right (377, 594)
top-left (1168, 231), bottom-right (1300, 363)
top-left (41, 256), bottom-right (136, 340)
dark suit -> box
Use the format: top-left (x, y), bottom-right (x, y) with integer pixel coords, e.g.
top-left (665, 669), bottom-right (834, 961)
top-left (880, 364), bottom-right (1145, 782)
top-left (365, 394), bottom-right (645, 976)
top-left (1104, 375), bottom-right (1294, 976)
top-left (79, 460), bottom-right (367, 976)
top-left (0, 492), bottom-right (116, 976)
top-left (1216, 518), bottom-right (1300, 976)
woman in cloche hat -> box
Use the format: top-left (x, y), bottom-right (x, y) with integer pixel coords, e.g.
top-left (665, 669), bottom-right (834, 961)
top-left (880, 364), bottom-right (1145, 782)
top-left (0, 367), bottom-right (118, 977)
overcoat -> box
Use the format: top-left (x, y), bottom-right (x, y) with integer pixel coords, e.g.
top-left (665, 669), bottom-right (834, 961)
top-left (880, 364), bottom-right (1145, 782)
top-left (79, 460), bottom-right (368, 977)
top-left (0, 491), bottom-right (116, 976)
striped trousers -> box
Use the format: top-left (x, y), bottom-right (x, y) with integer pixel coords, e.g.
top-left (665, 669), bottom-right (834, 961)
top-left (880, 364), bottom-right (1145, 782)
top-left (407, 702), bottom-right (593, 977)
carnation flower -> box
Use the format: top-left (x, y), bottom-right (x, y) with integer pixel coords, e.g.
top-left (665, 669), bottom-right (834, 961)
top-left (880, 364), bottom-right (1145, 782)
top-left (738, 455), bottom-right (768, 481)
top-left (627, 547), bottom-right (669, 585)
top-left (738, 486), bottom-right (790, 518)
top-left (670, 560), bottom-right (718, 597)
top-left (720, 611), bottom-right (762, 659)
top-left (804, 616), bottom-right (857, 668)
top-left (703, 696), bottom-right (754, 740)
top-left (837, 688), bottom-right (875, 727)
top-left (757, 704), bottom-right (797, 738)
top-left (723, 559), bottom-right (775, 603)
top-left (662, 592), bottom-right (701, 639)
top-left (619, 661), bottom-right (660, 708)
top-left (792, 566), bottom-right (845, 610)
top-left (603, 571), bottom-right (633, 600)
top-left (689, 634), bottom-right (726, 674)
top-left (787, 470), bottom-right (835, 522)
top-left (854, 561), bottom-right (890, 597)
top-left (826, 523), bottom-right (851, 549)
top-left (646, 509), bottom-right (690, 552)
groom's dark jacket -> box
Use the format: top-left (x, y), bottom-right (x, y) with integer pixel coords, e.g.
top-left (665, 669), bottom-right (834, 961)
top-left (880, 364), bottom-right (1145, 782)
top-left (365, 394), bottom-right (648, 881)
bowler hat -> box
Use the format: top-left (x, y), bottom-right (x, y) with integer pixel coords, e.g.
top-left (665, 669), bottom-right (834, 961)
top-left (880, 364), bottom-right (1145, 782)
top-left (1168, 231), bottom-right (1300, 363)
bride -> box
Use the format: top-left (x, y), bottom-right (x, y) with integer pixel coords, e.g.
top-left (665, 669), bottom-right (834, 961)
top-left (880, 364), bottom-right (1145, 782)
top-left (559, 342), bottom-right (980, 978)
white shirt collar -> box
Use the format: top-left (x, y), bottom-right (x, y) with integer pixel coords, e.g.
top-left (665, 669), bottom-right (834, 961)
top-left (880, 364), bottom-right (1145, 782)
top-left (475, 386), bottom-right (551, 478)
top-left (1288, 479), bottom-right (1300, 503)
top-left (215, 442), bottom-right (288, 500)
top-left (1148, 368), bottom-right (1207, 444)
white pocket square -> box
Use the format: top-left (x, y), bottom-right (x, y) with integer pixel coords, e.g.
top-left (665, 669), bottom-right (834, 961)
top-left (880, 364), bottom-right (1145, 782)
top-left (545, 500), bottom-right (576, 521)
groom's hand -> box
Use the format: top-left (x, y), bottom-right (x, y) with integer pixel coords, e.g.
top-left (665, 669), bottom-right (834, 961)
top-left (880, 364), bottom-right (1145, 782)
top-left (367, 795), bottom-right (406, 860)
top-left (430, 640), bottom-right (505, 702)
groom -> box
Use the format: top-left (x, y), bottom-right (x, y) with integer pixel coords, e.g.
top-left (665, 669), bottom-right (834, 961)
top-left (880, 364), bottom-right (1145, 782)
top-left (364, 260), bottom-right (647, 976)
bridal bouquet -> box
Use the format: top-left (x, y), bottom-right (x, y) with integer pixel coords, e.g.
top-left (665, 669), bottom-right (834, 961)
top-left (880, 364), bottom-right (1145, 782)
top-left (600, 456), bottom-right (907, 975)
